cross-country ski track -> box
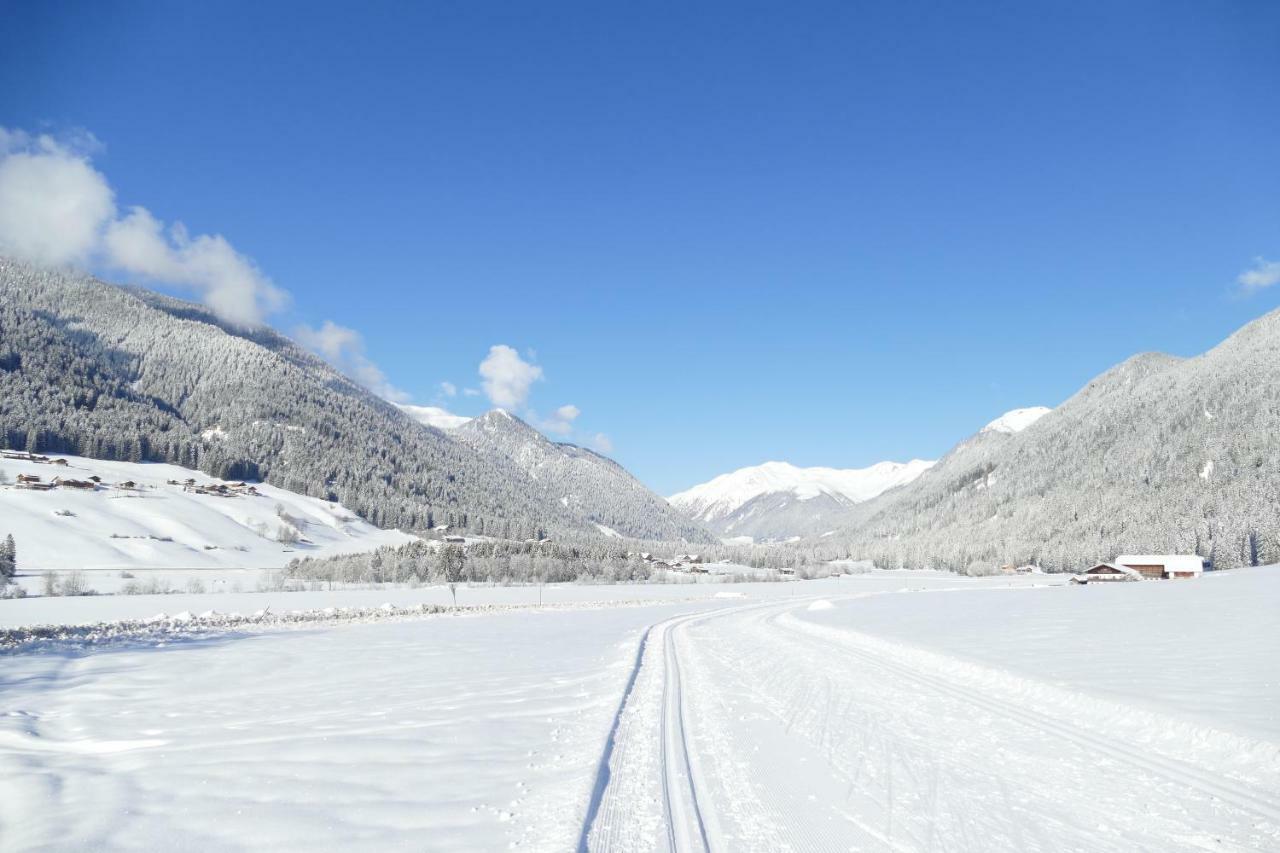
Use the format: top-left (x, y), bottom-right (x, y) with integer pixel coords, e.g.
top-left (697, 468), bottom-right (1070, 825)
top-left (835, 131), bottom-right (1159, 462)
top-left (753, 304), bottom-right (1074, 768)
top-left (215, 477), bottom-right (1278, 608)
top-left (581, 591), bottom-right (1280, 852)
top-left (3, 572), bottom-right (1278, 851)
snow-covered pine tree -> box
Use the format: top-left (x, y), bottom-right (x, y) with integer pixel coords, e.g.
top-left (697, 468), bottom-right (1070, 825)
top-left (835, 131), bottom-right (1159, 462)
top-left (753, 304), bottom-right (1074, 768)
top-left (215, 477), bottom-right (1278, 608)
top-left (0, 533), bottom-right (15, 579)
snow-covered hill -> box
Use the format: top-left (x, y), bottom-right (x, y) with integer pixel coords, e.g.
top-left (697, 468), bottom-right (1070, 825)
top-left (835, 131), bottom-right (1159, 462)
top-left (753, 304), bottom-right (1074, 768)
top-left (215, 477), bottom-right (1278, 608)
top-left (0, 453), bottom-right (414, 571)
top-left (669, 459), bottom-right (934, 541)
top-left (821, 308), bottom-right (1280, 570)
top-left (0, 260), bottom-right (703, 544)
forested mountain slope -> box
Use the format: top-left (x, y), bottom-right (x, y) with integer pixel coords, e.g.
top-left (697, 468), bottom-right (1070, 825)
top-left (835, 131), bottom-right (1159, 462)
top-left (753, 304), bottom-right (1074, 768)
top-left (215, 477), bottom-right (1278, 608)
top-left (0, 261), bottom-right (695, 541)
top-left (819, 310), bottom-right (1280, 571)
top-left (454, 410), bottom-right (715, 543)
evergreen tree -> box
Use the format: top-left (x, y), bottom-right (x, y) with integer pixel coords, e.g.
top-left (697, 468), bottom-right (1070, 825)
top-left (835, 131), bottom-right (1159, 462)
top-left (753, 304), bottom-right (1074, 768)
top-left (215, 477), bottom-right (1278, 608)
top-left (0, 533), bottom-right (15, 580)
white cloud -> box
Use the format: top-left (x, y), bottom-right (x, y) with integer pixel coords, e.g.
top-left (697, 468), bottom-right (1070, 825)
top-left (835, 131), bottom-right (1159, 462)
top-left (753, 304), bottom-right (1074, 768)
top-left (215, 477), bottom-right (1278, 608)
top-left (463, 387), bottom-right (481, 397)
top-left (478, 344), bottom-right (543, 409)
top-left (591, 433), bottom-right (614, 454)
top-left (398, 404), bottom-right (471, 430)
top-left (0, 135), bottom-right (114, 266)
top-left (0, 125), bottom-right (287, 326)
top-left (1238, 257), bottom-right (1280, 294)
top-left (540, 403), bottom-right (581, 435)
top-left (294, 320), bottom-right (409, 403)
top-left (105, 206), bottom-right (288, 326)
top-left (439, 381), bottom-right (457, 397)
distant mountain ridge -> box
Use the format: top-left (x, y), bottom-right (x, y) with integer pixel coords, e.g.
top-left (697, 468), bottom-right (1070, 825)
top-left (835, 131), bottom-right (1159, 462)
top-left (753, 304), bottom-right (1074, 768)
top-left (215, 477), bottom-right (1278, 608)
top-left (669, 459), bottom-right (934, 542)
top-left (0, 260), bottom-right (707, 543)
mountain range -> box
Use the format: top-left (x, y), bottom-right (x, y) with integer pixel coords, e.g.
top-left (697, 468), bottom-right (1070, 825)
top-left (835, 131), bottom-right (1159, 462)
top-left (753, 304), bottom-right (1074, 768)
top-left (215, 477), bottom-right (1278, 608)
top-left (5, 258), bottom-right (1279, 570)
top-left (668, 459), bottom-right (935, 542)
top-left (0, 260), bottom-right (710, 543)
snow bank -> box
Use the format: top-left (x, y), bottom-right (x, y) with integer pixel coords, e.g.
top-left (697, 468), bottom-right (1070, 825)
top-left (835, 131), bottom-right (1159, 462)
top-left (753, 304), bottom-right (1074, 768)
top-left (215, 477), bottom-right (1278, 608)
top-left (0, 597), bottom-right (709, 655)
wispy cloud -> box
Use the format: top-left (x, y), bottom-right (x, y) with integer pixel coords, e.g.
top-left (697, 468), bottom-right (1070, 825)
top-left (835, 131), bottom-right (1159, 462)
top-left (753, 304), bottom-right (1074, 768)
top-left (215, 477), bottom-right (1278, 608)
top-left (294, 320), bottom-right (409, 403)
top-left (538, 404), bottom-right (580, 435)
top-left (1238, 256), bottom-right (1280, 294)
top-left (106, 206), bottom-right (288, 326)
top-left (591, 433), bottom-right (614, 454)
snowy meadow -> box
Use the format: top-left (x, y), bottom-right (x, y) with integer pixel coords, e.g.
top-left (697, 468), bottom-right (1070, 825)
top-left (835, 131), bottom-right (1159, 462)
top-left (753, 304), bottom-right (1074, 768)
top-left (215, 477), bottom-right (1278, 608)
top-left (1, 569), bottom-right (1276, 851)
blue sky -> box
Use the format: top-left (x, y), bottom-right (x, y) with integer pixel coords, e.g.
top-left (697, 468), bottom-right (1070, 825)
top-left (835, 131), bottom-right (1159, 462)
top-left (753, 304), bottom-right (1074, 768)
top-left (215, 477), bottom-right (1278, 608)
top-left (3, 1), bottom-right (1279, 494)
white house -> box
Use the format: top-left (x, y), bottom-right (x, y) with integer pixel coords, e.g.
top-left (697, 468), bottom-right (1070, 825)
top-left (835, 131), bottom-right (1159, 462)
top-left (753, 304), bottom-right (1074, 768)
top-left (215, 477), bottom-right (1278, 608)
top-left (1115, 555), bottom-right (1205, 580)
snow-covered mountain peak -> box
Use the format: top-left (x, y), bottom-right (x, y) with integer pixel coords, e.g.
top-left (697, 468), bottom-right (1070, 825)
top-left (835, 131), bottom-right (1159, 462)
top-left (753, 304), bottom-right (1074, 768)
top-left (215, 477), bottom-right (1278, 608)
top-left (398, 404), bottom-right (471, 430)
top-left (981, 406), bottom-right (1051, 435)
top-left (669, 458), bottom-right (935, 524)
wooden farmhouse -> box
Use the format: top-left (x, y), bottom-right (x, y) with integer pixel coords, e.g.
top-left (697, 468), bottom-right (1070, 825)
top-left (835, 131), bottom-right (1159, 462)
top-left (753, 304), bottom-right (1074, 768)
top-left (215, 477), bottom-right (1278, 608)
top-left (1115, 554), bottom-right (1205, 580)
top-left (52, 477), bottom-right (96, 490)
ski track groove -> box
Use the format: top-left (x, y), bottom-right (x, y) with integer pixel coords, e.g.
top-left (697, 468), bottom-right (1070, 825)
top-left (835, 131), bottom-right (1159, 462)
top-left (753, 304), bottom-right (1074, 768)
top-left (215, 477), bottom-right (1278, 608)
top-left (584, 592), bottom-right (1280, 851)
top-left (775, 612), bottom-right (1280, 828)
top-left (584, 598), bottom-right (810, 851)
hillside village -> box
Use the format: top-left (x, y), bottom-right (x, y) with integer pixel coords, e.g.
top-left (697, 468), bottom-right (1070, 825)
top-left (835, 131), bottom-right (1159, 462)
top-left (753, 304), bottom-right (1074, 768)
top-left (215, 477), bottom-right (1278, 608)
top-left (4, 450), bottom-right (263, 497)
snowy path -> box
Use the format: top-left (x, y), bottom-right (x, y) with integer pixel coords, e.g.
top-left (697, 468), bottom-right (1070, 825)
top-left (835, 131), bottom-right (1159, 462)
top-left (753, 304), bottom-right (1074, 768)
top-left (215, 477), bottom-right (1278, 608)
top-left (3, 573), bottom-right (1277, 851)
top-left (585, 593), bottom-right (1280, 852)
top-left (0, 604), bottom-right (714, 851)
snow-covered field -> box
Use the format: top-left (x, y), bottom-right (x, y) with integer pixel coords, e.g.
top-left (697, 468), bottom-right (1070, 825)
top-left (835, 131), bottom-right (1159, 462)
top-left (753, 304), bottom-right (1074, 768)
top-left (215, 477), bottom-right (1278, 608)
top-left (2, 570), bottom-right (1276, 851)
top-left (0, 567), bottom-right (857, 628)
top-left (0, 454), bottom-right (414, 574)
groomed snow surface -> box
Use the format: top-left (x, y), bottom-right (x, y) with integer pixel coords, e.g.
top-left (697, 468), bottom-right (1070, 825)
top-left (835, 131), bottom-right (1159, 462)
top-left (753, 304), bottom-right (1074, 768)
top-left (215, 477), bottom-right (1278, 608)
top-left (0, 454), bottom-right (414, 573)
top-left (2, 569), bottom-right (1278, 850)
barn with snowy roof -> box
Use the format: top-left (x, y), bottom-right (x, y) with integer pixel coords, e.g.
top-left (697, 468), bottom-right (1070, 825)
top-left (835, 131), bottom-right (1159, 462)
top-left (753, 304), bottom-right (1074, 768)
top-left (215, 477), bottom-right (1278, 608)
top-left (1115, 555), bottom-right (1205, 580)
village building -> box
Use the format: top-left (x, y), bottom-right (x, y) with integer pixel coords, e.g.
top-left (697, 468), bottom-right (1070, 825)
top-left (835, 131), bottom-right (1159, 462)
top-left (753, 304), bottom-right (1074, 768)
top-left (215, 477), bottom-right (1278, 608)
top-left (1071, 563), bottom-right (1144, 584)
top-left (52, 477), bottom-right (96, 490)
top-left (443, 535), bottom-right (466, 544)
top-left (1115, 554), bottom-right (1205, 580)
